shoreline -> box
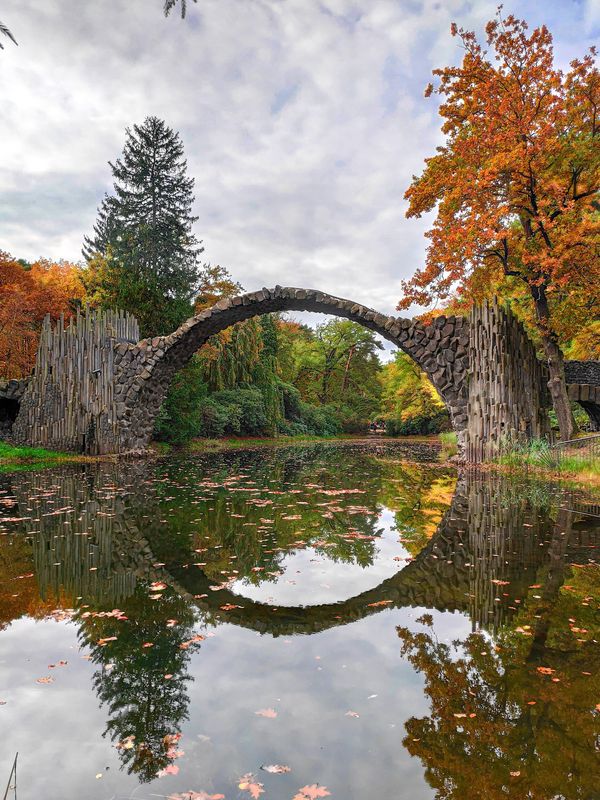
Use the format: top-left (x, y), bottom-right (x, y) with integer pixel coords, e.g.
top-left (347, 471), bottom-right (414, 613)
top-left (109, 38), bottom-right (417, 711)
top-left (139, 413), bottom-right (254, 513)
top-left (1, 436), bottom-right (599, 495)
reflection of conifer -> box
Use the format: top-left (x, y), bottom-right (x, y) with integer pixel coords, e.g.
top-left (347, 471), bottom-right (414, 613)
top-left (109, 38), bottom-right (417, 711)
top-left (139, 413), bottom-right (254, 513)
top-left (78, 586), bottom-right (202, 782)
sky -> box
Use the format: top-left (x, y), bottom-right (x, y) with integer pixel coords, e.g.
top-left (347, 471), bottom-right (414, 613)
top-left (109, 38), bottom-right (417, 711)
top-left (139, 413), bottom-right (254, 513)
top-left (1, 0), bottom-right (599, 328)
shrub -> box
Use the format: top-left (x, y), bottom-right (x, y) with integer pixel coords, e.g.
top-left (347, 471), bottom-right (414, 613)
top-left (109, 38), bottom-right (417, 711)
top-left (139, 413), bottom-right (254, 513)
top-left (154, 356), bottom-right (207, 445)
top-left (211, 388), bottom-right (269, 435)
top-left (385, 410), bottom-right (449, 436)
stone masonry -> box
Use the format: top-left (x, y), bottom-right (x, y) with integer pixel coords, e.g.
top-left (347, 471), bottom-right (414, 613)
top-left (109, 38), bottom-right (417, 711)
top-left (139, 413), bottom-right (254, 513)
top-left (4, 287), bottom-right (600, 458)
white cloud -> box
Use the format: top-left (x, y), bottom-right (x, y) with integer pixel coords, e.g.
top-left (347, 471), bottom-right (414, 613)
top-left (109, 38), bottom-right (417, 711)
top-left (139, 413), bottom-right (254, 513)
top-left (0, 0), bottom-right (595, 323)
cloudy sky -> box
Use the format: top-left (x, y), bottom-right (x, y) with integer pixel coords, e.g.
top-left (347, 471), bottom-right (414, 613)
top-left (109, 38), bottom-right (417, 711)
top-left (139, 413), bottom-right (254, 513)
top-left (1, 0), bottom-right (599, 321)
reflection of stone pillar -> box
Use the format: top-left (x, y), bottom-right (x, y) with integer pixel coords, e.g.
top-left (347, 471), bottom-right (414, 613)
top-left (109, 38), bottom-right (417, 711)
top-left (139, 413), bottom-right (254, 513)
top-left (13, 463), bottom-right (156, 604)
top-left (467, 300), bottom-right (551, 462)
top-left (463, 471), bottom-right (554, 631)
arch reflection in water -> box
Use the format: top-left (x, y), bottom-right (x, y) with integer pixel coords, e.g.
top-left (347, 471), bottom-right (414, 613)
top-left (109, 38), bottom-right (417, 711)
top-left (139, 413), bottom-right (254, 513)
top-left (1, 443), bottom-right (599, 788)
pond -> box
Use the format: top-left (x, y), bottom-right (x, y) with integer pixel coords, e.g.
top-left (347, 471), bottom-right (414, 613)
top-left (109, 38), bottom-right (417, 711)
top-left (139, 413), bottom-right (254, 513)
top-left (0, 441), bottom-right (599, 799)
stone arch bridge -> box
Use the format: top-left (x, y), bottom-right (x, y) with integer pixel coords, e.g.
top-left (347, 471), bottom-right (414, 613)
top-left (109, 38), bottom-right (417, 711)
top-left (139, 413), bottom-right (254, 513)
top-left (3, 286), bottom-right (600, 459)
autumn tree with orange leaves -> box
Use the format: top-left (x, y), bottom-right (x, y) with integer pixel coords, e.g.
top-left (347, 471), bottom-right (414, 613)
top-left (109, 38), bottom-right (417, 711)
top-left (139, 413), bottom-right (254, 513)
top-left (0, 252), bottom-right (85, 378)
top-left (401, 10), bottom-right (600, 440)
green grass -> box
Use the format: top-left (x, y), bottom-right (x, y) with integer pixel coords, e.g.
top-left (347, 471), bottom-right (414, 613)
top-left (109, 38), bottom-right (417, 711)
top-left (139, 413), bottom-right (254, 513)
top-left (0, 441), bottom-right (78, 472)
top-left (439, 431), bottom-right (458, 459)
top-left (496, 436), bottom-right (600, 485)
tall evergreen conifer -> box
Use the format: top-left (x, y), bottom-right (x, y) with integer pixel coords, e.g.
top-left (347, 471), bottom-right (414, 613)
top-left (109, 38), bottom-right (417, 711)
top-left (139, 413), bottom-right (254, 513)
top-left (83, 116), bottom-right (202, 336)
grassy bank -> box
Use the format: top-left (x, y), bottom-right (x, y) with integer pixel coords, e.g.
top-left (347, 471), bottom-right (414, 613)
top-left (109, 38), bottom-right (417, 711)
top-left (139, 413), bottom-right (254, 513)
top-left (1, 432), bottom-right (450, 472)
top-left (0, 442), bottom-right (96, 472)
top-left (496, 437), bottom-right (600, 490)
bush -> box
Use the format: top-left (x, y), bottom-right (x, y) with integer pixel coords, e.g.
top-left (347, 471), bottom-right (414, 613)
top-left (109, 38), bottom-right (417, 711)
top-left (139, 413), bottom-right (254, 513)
top-left (154, 357), bottom-right (207, 445)
top-left (211, 388), bottom-right (269, 435)
top-left (385, 410), bottom-right (449, 436)
top-left (197, 397), bottom-right (240, 438)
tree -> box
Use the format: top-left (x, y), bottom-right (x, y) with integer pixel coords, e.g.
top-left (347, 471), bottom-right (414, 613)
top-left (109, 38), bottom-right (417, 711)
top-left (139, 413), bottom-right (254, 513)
top-left (0, 252), bottom-right (85, 378)
top-left (163, 0), bottom-right (197, 18)
top-left (0, 20), bottom-right (16, 49)
top-left (379, 351), bottom-right (447, 434)
top-left (83, 116), bottom-right (202, 337)
top-left (401, 11), bottom-right (600, 440)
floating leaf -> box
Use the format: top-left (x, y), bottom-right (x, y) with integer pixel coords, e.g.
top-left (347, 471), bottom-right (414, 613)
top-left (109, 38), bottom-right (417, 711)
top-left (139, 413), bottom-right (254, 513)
top-left (255, 708), bottom-right (277, 718)
top-left (261, 764), bottom-right (291, 774)
top-left (238, 773), bottom-right (265, 798)
top-left (293, 785), bottom-right (331, 799)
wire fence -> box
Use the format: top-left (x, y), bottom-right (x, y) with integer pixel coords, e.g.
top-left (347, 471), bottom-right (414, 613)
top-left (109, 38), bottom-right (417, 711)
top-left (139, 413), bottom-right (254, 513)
top-left (547, 433), bottom-right (600, 470)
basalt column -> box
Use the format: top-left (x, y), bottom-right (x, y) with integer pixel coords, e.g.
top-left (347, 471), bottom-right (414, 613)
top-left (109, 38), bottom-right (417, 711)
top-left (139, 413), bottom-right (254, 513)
top-left (10, 310), bottom-right (139, 455)
top-left (466, 300), bottom-right (551, 462)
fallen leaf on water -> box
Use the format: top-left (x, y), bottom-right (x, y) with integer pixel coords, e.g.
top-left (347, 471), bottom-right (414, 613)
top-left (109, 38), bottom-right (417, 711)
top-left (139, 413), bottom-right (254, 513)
top-left (158, 764), bottom-right (180, 777)
top-left (180, 634), bottom-right (205, 650)
top-left (168, 793), bottom-right (225, 800)
top-left (536, 667), bottom-right (555, 675)
top-left (345, 710), bottom-right (360, 718)
top-left (255, 708), bottom-right (277, 718)
top-left (293, 784), bottom-right (331, 799)
top-left (116, 735), bottom-right (135, 750)
top-left (367, 600), bottom-right (393, 607)
top-left (238, 773), bottom-right (265, 798)
top-left (36, 676), bottom-right (54, 684)
top-left (261, 764), bottom-right (291, 774)
top-left (510, 771), bottom-right (521, 777)
top-left (150, 581), bottom-right (168, 591)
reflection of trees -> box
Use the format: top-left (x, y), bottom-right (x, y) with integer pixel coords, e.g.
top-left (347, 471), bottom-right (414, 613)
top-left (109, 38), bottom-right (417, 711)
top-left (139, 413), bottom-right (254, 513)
top-left (376, 459), bottom-right (457, 555)
top-left (78, 586), bottom-right (201, 782)
top-left (4, 465), bottom-right (202, 783)
top-left (397, 486), bottom-right (600, 799)
top-left (152, 446), bottom-right (457, 586)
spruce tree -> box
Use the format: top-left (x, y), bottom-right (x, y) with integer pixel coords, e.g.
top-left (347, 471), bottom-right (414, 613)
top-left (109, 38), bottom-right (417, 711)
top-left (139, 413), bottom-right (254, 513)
top-left (83, 116), bottom-right (202, 336)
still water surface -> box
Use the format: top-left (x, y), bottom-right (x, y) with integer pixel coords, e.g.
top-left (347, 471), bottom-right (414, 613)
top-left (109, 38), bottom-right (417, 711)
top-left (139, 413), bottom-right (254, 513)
top-left (0, 442), bottom-right (599, 799)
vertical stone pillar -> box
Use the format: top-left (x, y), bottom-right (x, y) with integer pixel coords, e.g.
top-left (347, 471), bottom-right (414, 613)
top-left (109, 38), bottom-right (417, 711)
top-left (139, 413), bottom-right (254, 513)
top-left (11, 310), bottom-right (139, 455)
top-left (466, 300), bottom-right (551, 462)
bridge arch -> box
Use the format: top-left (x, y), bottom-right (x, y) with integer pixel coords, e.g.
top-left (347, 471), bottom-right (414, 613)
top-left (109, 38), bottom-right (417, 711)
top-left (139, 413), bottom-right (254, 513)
top-left (116, 287), bottom-right (470, 451)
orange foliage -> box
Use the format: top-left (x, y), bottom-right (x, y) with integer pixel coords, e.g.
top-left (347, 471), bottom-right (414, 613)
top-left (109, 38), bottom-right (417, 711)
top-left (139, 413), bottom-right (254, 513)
top-left (0, 533), bottom-right (66, 630)
top-left (400, 12), bottom-right (600, 328)
top-left (0, 252), bottom-right (85, 378)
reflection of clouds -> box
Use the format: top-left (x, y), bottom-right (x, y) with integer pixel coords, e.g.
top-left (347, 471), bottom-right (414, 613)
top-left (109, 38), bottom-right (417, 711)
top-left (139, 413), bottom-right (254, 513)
top-left (183, 608), bottom-right (467, 798)
top-left (233, 506), bottom-right (409, 605)
top-left (0, 618), bottom-right (139, 799)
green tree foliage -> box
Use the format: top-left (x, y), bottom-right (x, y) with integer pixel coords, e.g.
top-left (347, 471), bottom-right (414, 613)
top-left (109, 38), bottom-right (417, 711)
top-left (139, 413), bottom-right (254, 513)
top-left (79, 586), bottom-right (202, 783)
top-left (281, 319), bottom-right (383, 433)
top-left (379, 351), bottom-right (448, 435)
top-left (154, 355), bottom-right (207, 445)
top-left (83, 116), bottom-right (202, 336)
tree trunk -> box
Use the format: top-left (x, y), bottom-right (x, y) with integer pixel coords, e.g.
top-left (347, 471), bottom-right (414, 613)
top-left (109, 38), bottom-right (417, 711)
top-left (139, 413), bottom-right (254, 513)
top-left (342, 345), bottom-right (356, 393)
top-left (531, 283), bottom-right (578, 441)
